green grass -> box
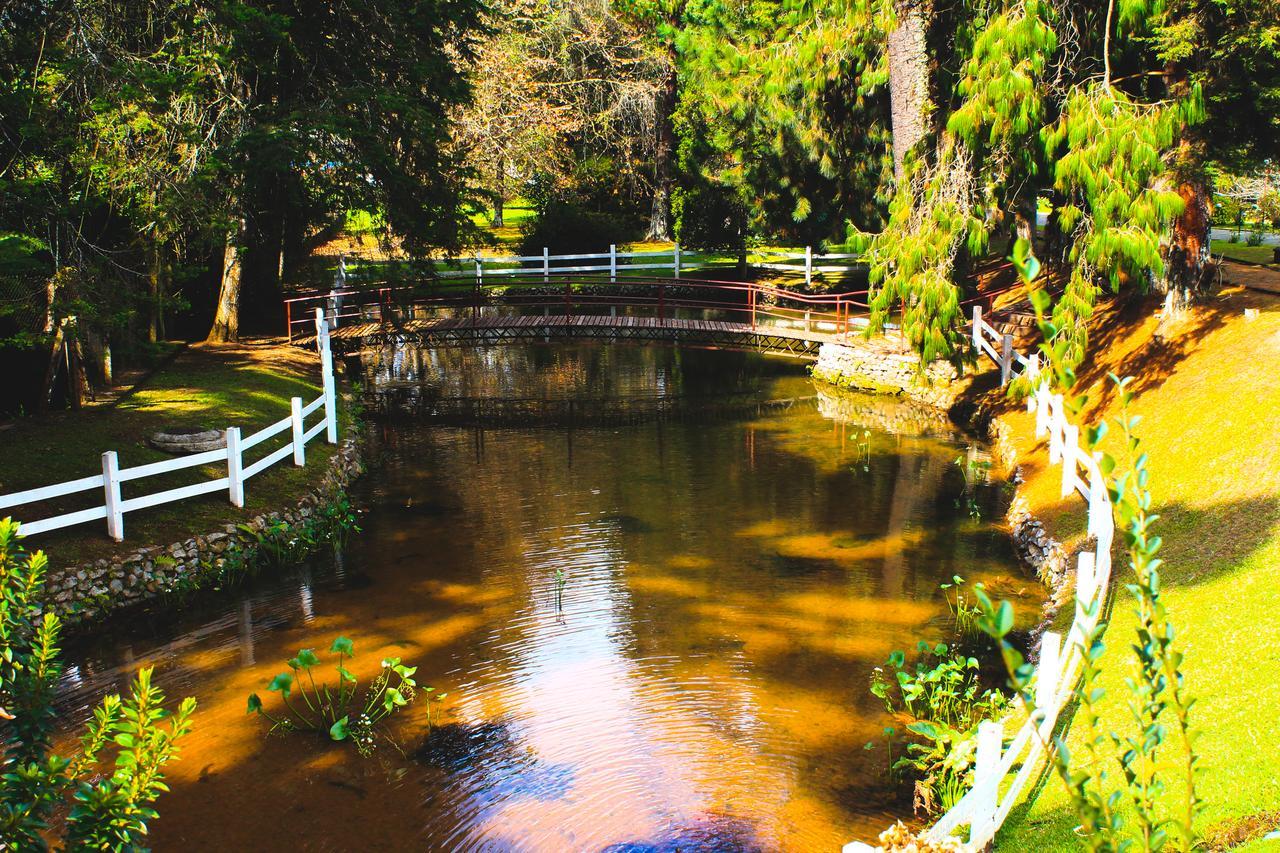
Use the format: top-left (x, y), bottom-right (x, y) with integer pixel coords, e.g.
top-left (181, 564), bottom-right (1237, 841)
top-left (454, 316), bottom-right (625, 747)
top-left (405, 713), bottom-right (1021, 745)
top-left (1212, 238), bottom-right (1278, 266)
top-left (992, 288), bottom-right (1280, 850)
top-left (468, 197), bottom-right (536, 247)
top-left (0, 342), bottom-right (347, 569)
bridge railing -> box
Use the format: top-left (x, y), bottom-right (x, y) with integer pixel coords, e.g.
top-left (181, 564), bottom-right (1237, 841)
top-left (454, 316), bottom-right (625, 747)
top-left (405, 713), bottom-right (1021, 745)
top-left (283, 273), bottom-right (871, 342)
top-left (846, 318), bottom-right (1115, 852)
top-left (1, 310), bottom-right (340, 542)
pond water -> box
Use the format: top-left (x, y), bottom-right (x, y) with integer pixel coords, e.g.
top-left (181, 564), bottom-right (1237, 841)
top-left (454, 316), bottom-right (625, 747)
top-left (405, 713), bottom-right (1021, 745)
top-left (55, 343), bottom-right (1039, 852)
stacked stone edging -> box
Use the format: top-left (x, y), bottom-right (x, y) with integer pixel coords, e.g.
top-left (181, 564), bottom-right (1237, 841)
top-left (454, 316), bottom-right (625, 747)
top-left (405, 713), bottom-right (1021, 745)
top-left (40, 435), bottom-right (363, 628)
top-left (811, 341), bottom-right (963, 410)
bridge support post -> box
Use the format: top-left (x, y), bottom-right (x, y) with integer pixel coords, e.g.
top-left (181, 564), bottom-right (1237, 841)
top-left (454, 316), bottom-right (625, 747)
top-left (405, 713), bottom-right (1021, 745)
top-left (1000, 333), bottom-right (1014, 386)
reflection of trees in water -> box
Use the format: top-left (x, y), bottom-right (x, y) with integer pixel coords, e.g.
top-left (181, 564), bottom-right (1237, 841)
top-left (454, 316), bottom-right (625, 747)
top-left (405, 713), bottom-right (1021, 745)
top-left (361, 342), bottom-right (806, 404)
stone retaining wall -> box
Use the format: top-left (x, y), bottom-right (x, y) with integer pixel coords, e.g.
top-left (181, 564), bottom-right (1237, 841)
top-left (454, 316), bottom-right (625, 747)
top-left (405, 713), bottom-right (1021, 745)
top-left (41, 436), bottom-right (364, 628)
top-left (811, 340), bottom-right (963, 410)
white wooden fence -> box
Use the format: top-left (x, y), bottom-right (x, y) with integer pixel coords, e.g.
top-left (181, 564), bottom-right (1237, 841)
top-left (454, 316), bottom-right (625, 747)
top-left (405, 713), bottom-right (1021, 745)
top-left (352, 244), bottom-right (863, 289)
top-left (1, 309), bottom-right (339, 542)
top-left (846, 313), bottom-right (1116, 852)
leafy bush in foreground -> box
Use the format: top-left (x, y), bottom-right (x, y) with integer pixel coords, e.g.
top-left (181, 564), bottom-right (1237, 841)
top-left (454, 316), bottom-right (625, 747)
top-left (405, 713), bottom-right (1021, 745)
top-left (0, 518), bottom-right (196, 848)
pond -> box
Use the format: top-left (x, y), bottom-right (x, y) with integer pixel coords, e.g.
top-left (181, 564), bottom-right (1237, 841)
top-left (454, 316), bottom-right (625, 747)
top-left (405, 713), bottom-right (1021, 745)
top-left (55, 343), bottom-right (1040, 851)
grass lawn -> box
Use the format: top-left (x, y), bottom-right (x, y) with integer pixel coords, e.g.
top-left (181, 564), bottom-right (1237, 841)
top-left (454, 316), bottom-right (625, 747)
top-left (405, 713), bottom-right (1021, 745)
top-left (991, 284), bottom-right (1280, 850)
top-left (0, 340), bottom-right (347, 570)
top-left (1212, 239), bottom-right (1278, 267)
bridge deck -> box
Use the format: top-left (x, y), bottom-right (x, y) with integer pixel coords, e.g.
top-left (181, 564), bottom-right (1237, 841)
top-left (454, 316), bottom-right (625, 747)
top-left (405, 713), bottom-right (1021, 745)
top-left (299, 312), bottom-right (849, 357)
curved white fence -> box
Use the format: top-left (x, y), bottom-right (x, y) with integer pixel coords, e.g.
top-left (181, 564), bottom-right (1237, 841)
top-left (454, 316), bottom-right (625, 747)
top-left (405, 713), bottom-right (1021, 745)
top-left (1, 309), bottom-right (339, 542)
top-left (847, 314), bottom-right (1116, 851)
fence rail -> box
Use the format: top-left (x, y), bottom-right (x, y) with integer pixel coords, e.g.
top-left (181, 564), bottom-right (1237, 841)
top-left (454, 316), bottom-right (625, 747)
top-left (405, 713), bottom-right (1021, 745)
top-left (846, 315), bottom-right (1115, 852)
top-left (2, 310), bottom-right (340, 542)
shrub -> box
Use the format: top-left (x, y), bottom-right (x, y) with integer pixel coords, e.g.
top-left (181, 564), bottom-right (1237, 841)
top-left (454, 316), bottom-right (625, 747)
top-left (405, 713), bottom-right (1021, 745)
top-left (0, 518), bottom-right (196, 847)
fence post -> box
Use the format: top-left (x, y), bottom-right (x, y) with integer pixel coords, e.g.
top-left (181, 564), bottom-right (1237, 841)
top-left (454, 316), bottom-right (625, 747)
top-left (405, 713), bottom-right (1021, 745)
top-left (1075, 550), bottom-right (1097, 611)
top-left (610, 244), bottom-right (617, 282)
top-left (1000, 333), bottom-right (1014, 386)
top-left (674, 243), bottom-right (681, 278)
top-left (474, 254), bottom-right (482, 287)
top-left (1036, 631), bottom-right (1063, 716)
top-left (315, 307), bottom-right (338, 445)
top-left (972, 720), bottom-right (1003, 837)
top-left (805, 246), bottom-right (813, 287)
top-left (1035, 383), bottom-right (1050, 438)
top-left (102, 451), bottom-right (123, 542)
top-left (1048, 396), bottom-right (1064, 463)
top-left (227, 426), bottom-right (244, 508)
top-left (285, 300), bottom-right (293, 341)
top-left (291, 396), bottom-right (306, 466)
top-left (543, 247), bottom-right (550, 281)
top-left (1061, 424), bottom-right (1079, 498)
top-left (972, 305), bottom-right (982, 351)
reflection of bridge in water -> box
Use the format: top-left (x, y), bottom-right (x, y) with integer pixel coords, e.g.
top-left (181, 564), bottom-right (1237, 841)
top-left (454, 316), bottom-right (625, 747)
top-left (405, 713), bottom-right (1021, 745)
top-left (286, 275), bottom-right (869, 358)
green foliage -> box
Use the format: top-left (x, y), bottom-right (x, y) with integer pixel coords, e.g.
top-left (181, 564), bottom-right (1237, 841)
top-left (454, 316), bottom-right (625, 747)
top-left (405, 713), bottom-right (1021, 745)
top-left (868, 641), bottom-right (1010, 816)
top-left (248, 636), bottom-right (442, 756)
top-left (0, 519), bottom-right (196, 849)
top-left (1256, 191), bottom-right (1280, 228)
top-left (1043, 84), bottom-right (1197, 365)
top-left (871, 642), bottom-right (1008, 731)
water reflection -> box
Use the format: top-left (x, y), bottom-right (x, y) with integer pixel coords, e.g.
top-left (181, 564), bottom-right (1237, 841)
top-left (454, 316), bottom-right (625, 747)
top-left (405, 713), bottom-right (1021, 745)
top-left (55, 344), bottom-right (1040, 851)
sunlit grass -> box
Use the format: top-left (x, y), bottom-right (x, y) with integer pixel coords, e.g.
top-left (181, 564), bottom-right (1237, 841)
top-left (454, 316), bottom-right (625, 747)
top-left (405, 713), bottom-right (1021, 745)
top-left (994, 286), bottom-right (1280, 849)
top-left (1212, 239), bottom-right (1278, 267)
top-left (0, 342), bottom-right (345, 569)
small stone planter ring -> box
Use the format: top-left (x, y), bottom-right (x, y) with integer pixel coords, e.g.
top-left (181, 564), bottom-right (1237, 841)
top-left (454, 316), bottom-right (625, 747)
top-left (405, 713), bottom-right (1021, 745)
top-left (148, 427), bottom-right (227, 455)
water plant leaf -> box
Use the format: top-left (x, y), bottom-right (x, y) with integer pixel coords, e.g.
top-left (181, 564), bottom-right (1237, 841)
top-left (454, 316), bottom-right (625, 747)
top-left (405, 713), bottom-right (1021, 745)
top-left (329, 716), bottom-right (350, 741)
top-left (294, 649), bottom-right (321, 669)
top-left (337, 666), bottom-right (357, 684)
top-left (246, 693), bottom-right (262, 714)
top-left (268, 673), bottom-right (293, 697)
top-left (330, 637), bottom-right (354, 656)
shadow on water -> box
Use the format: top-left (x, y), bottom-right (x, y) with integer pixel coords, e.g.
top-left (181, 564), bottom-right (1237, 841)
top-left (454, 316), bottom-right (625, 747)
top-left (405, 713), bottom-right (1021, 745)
top-left (52, 342), bottom-right (1044, 851)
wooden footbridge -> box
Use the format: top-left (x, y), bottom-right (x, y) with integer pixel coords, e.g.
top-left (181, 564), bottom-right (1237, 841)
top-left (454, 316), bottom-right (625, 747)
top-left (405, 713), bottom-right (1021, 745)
top-left (286, 275), bottom-right (870, 358)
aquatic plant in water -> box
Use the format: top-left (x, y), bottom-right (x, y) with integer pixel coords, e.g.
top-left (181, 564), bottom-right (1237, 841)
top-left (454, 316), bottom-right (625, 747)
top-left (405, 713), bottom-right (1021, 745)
top-left (867, 641), bottom-right (1009, 815)
top-left (247, 636), bottom-right (439, 756)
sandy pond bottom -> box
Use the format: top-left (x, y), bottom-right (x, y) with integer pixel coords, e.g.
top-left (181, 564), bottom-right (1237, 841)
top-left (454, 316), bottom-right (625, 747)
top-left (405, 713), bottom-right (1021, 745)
top-left (55, 344), bottom-right (1041, 851)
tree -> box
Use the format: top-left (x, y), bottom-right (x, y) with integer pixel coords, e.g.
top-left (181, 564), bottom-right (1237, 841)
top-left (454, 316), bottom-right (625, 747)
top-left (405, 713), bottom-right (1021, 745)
top-left (0, 0), bottom-right (238, 404)
top-left (205, 0), bottom-right (486, 341)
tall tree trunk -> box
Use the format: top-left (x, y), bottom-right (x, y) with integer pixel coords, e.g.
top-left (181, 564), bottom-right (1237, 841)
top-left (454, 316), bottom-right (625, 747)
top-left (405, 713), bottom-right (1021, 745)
top-left (886, 0), bottom-right (934, 180)
top-left (207, 222), bottom-right (244, 342)
top-left (1163, 137), bottom-right (1212, 310)
top-left (148, 243), bottom-right (162, 343)
top-left (492, 157), bottom-right (505, 228)
top-left (1161, 61), bottom-right (1210, 310)
top-left (645, 64), bottom-right (678, 241)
